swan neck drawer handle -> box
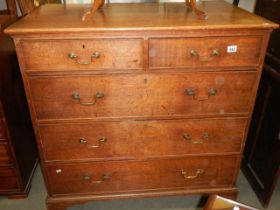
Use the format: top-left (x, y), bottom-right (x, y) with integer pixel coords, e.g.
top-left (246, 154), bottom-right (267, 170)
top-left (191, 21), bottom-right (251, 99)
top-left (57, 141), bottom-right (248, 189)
top-left (68, 51), bottom-right (100, 65)
top-left (190, 49), bottom-right (219, 62)
top-left (182, 132), bottom-right (209, 144)
top-left (83, 173), bottom-right (112, 184)
top-left (185, 88), bottom-right (217, 101)
top-left (79, 137), bottom-right (107, 148)
top-left (181, 169), bottom-right (204, 179)
top-left (72, 92), bottom-right (104, 106)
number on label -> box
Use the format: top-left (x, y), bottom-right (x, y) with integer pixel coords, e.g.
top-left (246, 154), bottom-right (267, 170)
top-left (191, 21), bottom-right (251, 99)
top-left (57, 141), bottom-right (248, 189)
top-left (227, 45), bottom-right (238, 53)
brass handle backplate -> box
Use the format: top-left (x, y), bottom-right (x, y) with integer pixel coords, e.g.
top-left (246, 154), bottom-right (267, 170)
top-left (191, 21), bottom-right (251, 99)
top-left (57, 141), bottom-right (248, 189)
top-left (183, 132), bottom-right (209, 144)
top-left (83, 173), bottom-right (112, 184)
top-left (79, 137), bottom-right (107, 148)
top-left (190, 49), bottom-right (219, 62)
top-left (185, 88), bottom-right (217, 101)
top-left (181, 169), bottom-right (204, 179)
top-left (68, 51), bottom-right (100, 65)
top-left (72, 92), bottom-right (104, 106)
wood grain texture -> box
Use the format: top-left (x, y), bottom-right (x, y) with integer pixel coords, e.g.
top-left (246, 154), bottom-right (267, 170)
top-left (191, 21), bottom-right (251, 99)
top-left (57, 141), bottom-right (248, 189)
top-left (149, 36), bottom-right (262, 68)
top-left (21, 39), bottom-right (144, 71)
top-left (28, 72), bottom-right (256, 120)
top-left (39, 118), bottom-right (247, 162)
top-left (46, 156), bottom-right (237, 195)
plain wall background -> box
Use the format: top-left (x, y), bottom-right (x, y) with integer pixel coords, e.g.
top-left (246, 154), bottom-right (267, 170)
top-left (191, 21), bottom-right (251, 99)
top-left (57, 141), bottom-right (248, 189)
top-left (0, 1), bottom-right (7, 10)
top-left (224, 0), bottom-right (256, 12)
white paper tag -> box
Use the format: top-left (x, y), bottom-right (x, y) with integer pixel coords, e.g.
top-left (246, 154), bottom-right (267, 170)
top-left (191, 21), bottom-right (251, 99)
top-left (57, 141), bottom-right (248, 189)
top-left (56, 169), bottom-right (62, 173)
top-left (227, 45), bottom-right (238, 53)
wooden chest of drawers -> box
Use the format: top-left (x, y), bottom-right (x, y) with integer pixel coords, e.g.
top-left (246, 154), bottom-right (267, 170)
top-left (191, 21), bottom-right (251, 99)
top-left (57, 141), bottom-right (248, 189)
top-left (5, 1), bottom-right (278, 210)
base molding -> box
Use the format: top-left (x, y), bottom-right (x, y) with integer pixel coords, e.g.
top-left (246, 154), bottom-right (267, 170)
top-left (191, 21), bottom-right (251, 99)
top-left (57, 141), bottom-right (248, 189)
top-left (47, 187), bottom-right (238, 210)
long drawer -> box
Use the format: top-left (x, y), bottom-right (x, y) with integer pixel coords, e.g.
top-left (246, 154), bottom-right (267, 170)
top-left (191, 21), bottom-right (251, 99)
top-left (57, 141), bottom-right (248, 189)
top-left (149, 36), bottom-right (263, 68)
top-left (40, 118), bottom-right (247, 161)
top-left (46, 156), bottom-right (237, 195)
top-left (29, 72), bottom-right (256, 120)
top-left (20, 39), bottom-right (144, 71)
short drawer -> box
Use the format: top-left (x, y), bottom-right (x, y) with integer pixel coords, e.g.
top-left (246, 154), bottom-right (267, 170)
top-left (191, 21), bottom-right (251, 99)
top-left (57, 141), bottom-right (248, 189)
top-left (0, 167), bottom-right (19, 190)
top-left (149, 36), bottom-right (263, 68)
top-left (20, 39), bottom-right (144, 71)
top-left (0, 142), bottom-right (12, 165)
top-left (40, 118), bottom-right (247, 161)
top-left (29, 72), bottom-right (256, 120)
top-left (46, 156), bottom-right (237, 195)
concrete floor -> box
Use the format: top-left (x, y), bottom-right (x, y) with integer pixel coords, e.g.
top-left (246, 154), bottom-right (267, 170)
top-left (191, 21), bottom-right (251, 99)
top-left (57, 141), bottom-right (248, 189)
top-left (0, 165), bottom-right (279, 210)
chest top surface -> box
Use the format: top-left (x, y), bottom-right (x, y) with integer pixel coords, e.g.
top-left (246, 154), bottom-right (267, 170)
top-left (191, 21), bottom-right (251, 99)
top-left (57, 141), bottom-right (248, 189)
top-left (4, 1), bottom-right (278, 35)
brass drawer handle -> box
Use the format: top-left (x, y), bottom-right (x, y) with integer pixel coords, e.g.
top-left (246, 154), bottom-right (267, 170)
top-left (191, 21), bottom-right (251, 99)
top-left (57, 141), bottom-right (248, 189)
top-left (79, 137), bottom-right (107, 148)
top-left (190, 49), bottom-right (219, 62)
top-left (181, 169), bottom-right (204, 179)
top-left (83, 173), bottom-right (112, 184)
top-left (72, 92), bottom-right (104, 106)
top-left (182, 132), bottom-right (209, 144)
top-left (68, 52), bottom-right (100, 65)
top-left (185, 88), bottom-right (217, 101)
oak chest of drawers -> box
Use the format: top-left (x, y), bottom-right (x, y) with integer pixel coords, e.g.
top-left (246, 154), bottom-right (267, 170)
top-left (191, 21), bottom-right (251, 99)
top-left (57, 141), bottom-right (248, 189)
top-left (5, 1), bottom-right (278, 210)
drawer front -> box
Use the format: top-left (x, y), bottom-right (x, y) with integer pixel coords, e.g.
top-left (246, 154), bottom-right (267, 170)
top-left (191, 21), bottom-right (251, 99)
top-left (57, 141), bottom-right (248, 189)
top-left (0, 167), bottom-right (19, 190)
top-left (21, 39), bottom-right (144, 71)
top-left (40, 118), bottom-right (246, 161)
top-left (149, 37), bottom-right (262, 68)
top-left (47, 156), bottom-right (237, 195)
top-left (0, 142), bottom-right (12, 165)
top-left (29, 72), bottom-right (256, 120)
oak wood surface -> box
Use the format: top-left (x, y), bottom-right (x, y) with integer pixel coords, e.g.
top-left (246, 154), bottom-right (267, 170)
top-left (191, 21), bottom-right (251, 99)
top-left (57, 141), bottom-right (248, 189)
top-left (39, 118), bottom-right (247, 162)
top-left (20, 39), bottom-right (144, 71)
top-left (149, 36), bottom-right (262, 68)
top-left (46, 156), bottom-right (237, 195)
top-left (28, 72), bottom-right (256, 120)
